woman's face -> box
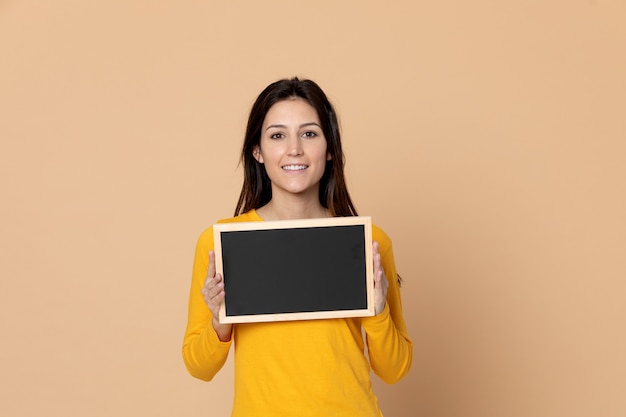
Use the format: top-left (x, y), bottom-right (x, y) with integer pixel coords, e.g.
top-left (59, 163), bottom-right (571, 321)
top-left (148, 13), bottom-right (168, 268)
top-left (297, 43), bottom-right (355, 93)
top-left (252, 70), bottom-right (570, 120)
top-left (254, 98), bottom-right (331, 201)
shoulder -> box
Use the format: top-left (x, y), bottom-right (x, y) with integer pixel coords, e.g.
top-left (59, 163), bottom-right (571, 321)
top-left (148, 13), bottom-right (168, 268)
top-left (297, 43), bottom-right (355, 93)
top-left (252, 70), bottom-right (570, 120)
top-left (196, 210), bottom-right (262, 247)
top-left (216, 209), bottom-right (262, 225)
top-left (372, 223), bottom-right (393, 255)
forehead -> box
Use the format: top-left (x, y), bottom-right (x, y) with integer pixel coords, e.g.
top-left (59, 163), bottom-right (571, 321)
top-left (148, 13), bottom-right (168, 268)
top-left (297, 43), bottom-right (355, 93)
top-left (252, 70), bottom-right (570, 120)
top-left (262, 98), bottom-right (320, 126)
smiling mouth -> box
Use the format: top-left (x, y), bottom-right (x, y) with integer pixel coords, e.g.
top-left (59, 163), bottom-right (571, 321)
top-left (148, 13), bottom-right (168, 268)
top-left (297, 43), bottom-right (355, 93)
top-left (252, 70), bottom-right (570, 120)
top-left (282, 164), bottom-right (308, 171)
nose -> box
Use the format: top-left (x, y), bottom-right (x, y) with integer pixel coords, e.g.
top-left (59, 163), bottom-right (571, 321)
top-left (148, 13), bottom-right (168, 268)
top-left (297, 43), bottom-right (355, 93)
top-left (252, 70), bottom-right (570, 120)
top-left (287, 136), bottom-right (303, 156)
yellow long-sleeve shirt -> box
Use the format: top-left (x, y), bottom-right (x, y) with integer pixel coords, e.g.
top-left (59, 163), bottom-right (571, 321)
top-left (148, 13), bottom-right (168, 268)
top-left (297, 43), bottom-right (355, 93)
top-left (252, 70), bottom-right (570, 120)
top-left (182, 210), bottom-right (412, 416)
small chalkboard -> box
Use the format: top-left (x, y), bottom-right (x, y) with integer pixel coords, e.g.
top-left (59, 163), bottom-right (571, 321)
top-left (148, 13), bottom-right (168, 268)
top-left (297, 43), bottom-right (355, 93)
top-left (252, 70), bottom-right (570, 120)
top-left (213, 216), bottom-right (374, 323)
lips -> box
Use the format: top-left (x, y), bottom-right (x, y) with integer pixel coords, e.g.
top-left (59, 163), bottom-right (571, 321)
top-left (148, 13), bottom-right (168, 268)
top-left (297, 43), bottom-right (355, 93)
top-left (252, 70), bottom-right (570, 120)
top-left (282, 164), bottom-right (308, 171)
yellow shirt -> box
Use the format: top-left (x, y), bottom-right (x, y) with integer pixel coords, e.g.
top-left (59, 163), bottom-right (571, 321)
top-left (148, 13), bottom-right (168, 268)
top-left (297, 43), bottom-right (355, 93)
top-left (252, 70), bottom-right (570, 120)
top-left (182, 210), bottom-right (412, 416)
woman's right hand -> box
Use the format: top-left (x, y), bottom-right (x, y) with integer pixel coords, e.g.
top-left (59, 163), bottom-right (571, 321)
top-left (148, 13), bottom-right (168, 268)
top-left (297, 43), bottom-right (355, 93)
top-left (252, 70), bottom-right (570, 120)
top-left (201, 250), bottom-right (233, 342)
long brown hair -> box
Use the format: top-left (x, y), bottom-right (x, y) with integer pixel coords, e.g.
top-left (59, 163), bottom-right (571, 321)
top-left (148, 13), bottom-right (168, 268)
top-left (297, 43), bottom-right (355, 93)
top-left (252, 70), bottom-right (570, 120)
top-left (234, 77), bottom-right (357, 217)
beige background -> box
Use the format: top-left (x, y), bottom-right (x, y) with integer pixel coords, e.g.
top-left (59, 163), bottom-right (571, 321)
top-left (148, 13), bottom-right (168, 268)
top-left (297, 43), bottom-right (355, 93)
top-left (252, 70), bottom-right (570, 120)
top-left (1, 1), bottom-right (625, 416)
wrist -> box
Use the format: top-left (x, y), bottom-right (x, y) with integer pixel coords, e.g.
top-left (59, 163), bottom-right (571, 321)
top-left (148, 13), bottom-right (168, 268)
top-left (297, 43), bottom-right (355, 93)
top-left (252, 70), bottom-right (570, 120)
top-left (212, 317), bottom-right (232, 342)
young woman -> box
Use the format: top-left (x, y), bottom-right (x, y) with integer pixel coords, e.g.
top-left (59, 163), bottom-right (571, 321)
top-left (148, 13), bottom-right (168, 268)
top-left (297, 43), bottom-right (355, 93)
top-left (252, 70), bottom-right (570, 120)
top-left (182, 77), bottom-right (412, 416)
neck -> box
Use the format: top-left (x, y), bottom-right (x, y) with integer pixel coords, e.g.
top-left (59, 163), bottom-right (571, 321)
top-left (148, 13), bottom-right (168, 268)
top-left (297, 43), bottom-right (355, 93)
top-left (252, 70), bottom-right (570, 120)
top-left (257, 192), bottom-right (330, 221)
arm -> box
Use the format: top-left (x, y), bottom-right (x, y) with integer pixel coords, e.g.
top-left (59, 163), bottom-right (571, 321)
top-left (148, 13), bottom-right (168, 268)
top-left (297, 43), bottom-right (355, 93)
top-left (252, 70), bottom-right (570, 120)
top-left (362, 227), bottom-right (413, 383)
top-left (182, 227), bottom-right (233, 381)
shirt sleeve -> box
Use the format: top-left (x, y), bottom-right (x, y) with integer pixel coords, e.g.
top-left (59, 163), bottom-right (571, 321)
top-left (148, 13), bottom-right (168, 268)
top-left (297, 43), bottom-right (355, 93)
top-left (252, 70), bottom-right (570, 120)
top-left (181, 226), bottom-right (232, 381)
top-left (362, 226), bottom-right (413, 384)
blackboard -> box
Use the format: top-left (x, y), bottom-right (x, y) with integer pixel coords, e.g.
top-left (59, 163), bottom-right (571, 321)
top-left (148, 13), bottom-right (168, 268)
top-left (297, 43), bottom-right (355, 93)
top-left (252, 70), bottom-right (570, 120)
top-left (213, 216), bottom-right (374, 323)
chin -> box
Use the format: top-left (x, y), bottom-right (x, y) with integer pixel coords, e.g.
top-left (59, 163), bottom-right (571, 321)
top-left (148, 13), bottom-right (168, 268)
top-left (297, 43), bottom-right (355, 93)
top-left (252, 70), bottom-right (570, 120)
top-left (277, 183), bottom-right (320, 197)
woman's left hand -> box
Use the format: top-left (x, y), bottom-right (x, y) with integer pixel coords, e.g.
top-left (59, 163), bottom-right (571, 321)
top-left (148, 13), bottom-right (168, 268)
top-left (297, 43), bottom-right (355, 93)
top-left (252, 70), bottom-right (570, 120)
top-left (372, 241), bottom-right (389, 315)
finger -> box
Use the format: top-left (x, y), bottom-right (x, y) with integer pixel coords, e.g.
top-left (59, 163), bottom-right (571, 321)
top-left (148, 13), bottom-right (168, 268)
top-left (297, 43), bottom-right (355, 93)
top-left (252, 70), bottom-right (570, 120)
top-left (204, 280), bottom-right (225, 309)
top-left (372, 241), bottom-right (383, 287)
top-left (202, 273), bottom-right (223, 302)
top-left (210, 289), bottom-right (226, 307)
top-left (204, 250), bottom-right (217, 286)
top-left (209, 274), bottom-right (225, 296)
top-left (372, 241), bottom-right (382, 270)
top-left (208, 250), bottom-right (216, 278)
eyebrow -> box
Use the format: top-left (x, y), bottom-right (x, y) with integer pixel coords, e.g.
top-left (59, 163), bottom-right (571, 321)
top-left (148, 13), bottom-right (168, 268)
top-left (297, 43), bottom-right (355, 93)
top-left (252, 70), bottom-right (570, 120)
top-left (265, 122), bottom-right (322, 131)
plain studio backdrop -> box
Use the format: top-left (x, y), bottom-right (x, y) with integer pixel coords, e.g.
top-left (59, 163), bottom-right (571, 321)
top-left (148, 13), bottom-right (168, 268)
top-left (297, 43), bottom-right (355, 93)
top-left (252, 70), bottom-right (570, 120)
top-left (1, 1), bottom-right (625, 416)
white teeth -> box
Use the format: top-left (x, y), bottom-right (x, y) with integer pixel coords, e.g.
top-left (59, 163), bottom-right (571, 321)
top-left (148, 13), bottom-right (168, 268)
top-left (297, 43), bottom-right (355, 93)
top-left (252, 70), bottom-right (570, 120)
top-left (282, 165), bottom-right (308, 171)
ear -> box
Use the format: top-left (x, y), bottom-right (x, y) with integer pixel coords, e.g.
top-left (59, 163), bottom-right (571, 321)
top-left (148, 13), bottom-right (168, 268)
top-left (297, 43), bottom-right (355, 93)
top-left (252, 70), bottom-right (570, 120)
top-left (326, 152), bottom-right (332, 161)
top-left (253, 146), bottom-right (264, 163)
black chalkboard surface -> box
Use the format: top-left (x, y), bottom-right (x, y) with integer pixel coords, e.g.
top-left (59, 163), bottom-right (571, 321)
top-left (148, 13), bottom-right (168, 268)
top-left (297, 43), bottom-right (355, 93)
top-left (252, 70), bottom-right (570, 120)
top-left (213, 217), bottom-right (374, 323)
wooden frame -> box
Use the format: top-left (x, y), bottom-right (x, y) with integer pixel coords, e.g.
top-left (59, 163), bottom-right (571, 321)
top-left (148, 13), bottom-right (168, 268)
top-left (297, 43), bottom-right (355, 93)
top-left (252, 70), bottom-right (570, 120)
top-left (213, 216), bottom-right (374, 323)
